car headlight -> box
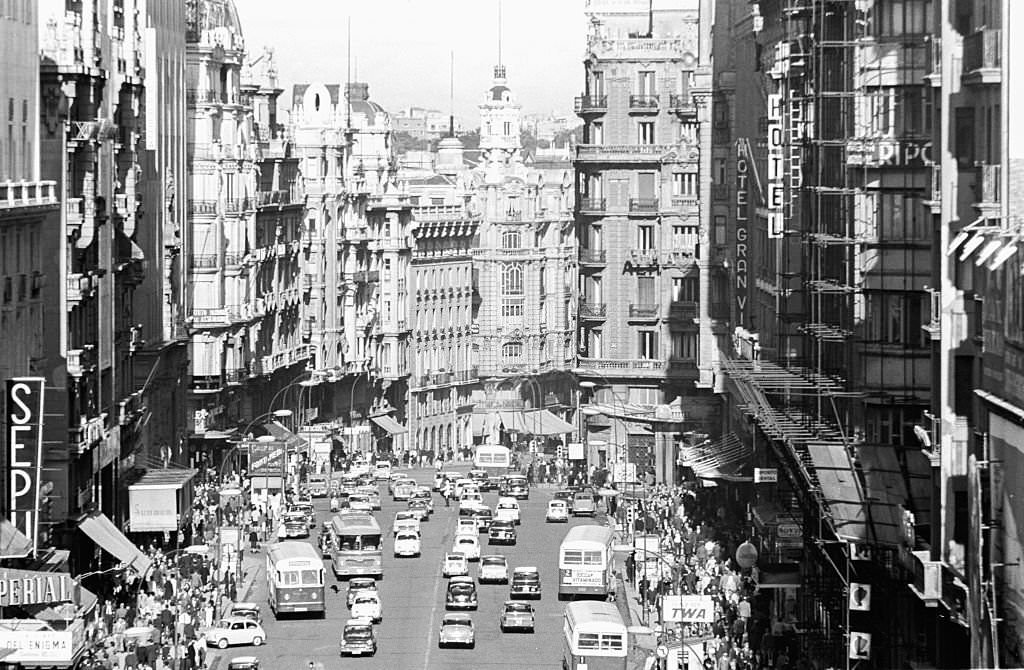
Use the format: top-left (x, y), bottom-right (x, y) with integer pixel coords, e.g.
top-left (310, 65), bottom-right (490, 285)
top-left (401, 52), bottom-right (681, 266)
top-left (284, 593), bottom-right (291, 601)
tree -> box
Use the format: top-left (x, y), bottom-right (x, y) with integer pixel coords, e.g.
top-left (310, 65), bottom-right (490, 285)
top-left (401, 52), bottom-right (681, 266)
top-left (552, 125), bottom-right (583, 149)
top-left (392, 131), bottom-right (431, 155)
top-left (520, 128), bottom-right (538, 156)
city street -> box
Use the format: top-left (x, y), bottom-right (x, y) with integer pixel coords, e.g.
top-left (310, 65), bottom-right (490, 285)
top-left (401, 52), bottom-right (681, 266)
top-left (209, 467), bottom-right (594, 669)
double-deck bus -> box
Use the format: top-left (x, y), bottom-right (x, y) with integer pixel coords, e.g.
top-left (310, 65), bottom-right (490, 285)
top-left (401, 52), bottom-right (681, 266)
top-left (562, 601), bottom-right (628, 670)
top-left (329, 512), bottom-right (383, 579)
top-left (266, 541), bottom-right (325, 617)
top-left (557, 525), bottom-right (615, 598)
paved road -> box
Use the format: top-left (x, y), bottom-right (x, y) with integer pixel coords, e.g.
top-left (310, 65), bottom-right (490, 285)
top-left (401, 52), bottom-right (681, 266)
top-left (210, 467), bottom-right (603, 670)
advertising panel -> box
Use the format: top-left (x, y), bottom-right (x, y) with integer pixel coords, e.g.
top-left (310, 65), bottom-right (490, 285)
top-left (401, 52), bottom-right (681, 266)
top-left (0, 619), bottom-right (85, 664)
top-left (248, 440), bottom-right (287, 476)
top-left (0, 569), bottom-right (73, 607)
top-left (5, 378), bottom-right (44, 556)
top-left (128, 487), bottom-right (178, 532)
top-left (663, 594), bottom-right (716, 623)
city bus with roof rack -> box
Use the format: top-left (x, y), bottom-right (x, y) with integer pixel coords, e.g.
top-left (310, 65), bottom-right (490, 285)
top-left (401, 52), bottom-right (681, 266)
top-left (557, 524), bottom-right (615, 598)
top-left (266, 541), bottom-right (325, 617)
top-left (562, 600), bottom-right (628, 670)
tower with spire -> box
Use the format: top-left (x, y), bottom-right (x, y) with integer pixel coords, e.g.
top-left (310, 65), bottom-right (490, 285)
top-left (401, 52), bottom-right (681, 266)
top-left (478, 1), bottom-right (521, 164)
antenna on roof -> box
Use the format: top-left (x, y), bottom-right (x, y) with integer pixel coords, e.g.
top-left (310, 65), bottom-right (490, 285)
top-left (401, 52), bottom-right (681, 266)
top-left (498, 0), bottom-right (503, 68)
top-left (449, 50), bottom-right (456, 138)
top-left (346, 16), bottom-right (352, 129)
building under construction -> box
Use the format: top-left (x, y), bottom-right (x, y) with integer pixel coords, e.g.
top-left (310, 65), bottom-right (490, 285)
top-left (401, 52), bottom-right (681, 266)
top-left (714, 0), bottom-right (941, 666)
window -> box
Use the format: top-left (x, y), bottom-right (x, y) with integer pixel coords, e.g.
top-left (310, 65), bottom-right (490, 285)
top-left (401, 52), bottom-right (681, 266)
top-left (502, 342), bottom-right (523, 360)
top-left (870, 192), bottom-right (927, 241)
top-left (504, 121), bottom-right (512, 136)
top-left (637, 225), bottom-right (655, 250)
top-left (870, 0), bottom-right (932, 35)
top-left (672, 277), bottom-right (698, 302)
top-left (864, 292), bottom-right (925, 347)
top-left (637, 275), bottom-right (656, 304)
top-left (672, 225), bottom-right (698, 250)
top-left (672, 173), bottom-right (698, 198)
top-left (383, 258), bottom-right (392, 281)
top-left (714, 215), bottom-right (727, 245)
top-left (501, 263), bottom-right (523, 295)
top-left (637, 71), bottom-right (656, 96)
top-left (637, 331), bottom-right (658, 359)
top-left (638, 121), bottom-right (655, 145)
top-left (590, 121), bottom-right (603, 145)
top-left (502, 230), bottom-right (521, 249)
top-left (716, 158), bottom-right (727, 183)
top-left (672, 333), bottom-right (698, 359)
top-left (954, 107), bottom-right (975, 168)
top-left (590, 71), bottom-right (605, 97)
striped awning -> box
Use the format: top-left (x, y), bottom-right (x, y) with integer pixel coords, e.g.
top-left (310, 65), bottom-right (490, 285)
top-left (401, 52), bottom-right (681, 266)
top-left (679, 432), bottom-right (751, 480)
top-left (522, 409), bottom-right (575, 436)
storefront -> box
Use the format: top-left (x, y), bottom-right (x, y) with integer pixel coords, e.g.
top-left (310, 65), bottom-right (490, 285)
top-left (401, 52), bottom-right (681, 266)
top-left (127, 469), bottom-right (198, 548)
top-left (0, 618), bottom-right (87, 669)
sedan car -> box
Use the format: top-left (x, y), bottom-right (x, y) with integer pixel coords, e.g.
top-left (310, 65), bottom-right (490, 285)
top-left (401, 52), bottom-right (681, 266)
top-left (499, 601), bottom-right (536, 633)
top-left (478, 555), bottom-right (509, 584)
top-left (393, 511), bottom-right (421, 536)
top-left (206, 616), bottom-right (266, 649)
top-left (289, 502), bottom-right (317, 527)
top-left (452, 534), bottom-right (480, 561)
top-left (228, 602), bottom-right (261, 625)
top-left (545, 499), bottom-right (569, 523)
top-left (394, 531), bottom-right (422, 558)
top-left (407, 499), bottom-right (431, 521)
top-left (350, 592), bottom-right (382, 623)
top-left (346, 578), bottom-right (378, 608)
top-left (438, 613), bottom-right (475, 648)
top-left (488, 519), bottom-right (517, 545)
top-left (347, 493), bottom-right (374, 513)
top-left (356, 486), bottom-right (382, 510)
top-left (495, 497), bottom-right (521, 525)
top-left (469, 507), bottom-right (494, 532)
top-left (510, 567), bottom-right (541, 600)
top-left (282, 512), bottom-right (309, 538)
top-left (445, 576), bottom-right (478, 610)
top-left (456, 518), bottom-right (478, 536)
top-left (339, 618), bottom-right (377, 657)
top-left (442, 552), bottom-right (469, 578)
top-left (552, 489), bottom-right (574, 512)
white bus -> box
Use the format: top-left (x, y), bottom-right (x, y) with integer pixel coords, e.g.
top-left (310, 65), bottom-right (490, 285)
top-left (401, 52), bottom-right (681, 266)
top-left (266, 541), bottom-right (325, 617)
top-left (562, 601), bottom-right (628, 670)
top-left (558, 525), bottom-right (615, 598)
top-left (473, 444), bottom-right (512, 487)
top-left (329, 512), bottom-right (383, 579)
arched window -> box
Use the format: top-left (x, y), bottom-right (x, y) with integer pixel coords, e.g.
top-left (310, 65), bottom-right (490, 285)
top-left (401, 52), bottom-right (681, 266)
top-left (501, 263), bottom-right (523, 295)
top-left (502, 230), bottom-right (521, 249)
top-left (502, 342), bottom-right (523, 360)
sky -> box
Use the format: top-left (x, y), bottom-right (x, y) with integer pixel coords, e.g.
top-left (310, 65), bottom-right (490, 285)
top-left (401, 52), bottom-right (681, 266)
top-left (237, 0), bottom-right (588, 124)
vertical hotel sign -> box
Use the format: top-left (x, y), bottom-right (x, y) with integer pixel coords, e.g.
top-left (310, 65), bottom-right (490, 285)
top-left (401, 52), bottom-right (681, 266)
top-left (5, 378), bottom-right (44, 555)
top-left (735, 139), bottom-right (750, 328)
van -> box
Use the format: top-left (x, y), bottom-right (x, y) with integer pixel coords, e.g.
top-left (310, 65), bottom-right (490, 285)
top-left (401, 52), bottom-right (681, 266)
top-left (572, 490), bottom-right (596, 517)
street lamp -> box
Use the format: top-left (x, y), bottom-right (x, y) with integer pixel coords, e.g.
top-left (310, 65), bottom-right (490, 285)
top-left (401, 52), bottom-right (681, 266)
top-left (226, 409), bottom-right (293, 482)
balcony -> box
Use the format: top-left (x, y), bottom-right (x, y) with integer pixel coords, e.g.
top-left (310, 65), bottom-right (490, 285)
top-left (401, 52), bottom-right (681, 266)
top-left (587, 37), bottom-right (688, 61)
top-left (974, 163), bottom-right (1001, 208)
top-left (628, 249), bottom-right (659, 268)
top-left (578, 197), bottom-right (606, 214)
top-left (224, 252), bottom-right (245, 268)
top-left (574, 95), bottom-right (608, 115)
top-left (669, 301), bottom-right (698, 323)
top-left (668, 94), bottom-right (697, 117)
top-left (908, 551), bottom-right (942, 606)
top-left (579, 302), bottom-right (607, 320)
top-left (66, 273), bottom-right (96, 307)
top-left (575, 143), bottom-right (677, 164)
top-left (628, 304), bottom-right (660, 321)
top-left (0, 180), bottom-right (58, 209)
top-left (189, 307), bottom-right (229, 327)
top-left (922, 289), bottom-right (941, 341)
top-left (117, 392), bottom-right (143, 426)
top-left (629, 198), bottom-right (659, 214)
top-left (580, 248), bottom-right (607, 266)
top-left (191, 375), bottom-right (223, 393)
top-left (66, 345), bottom-right (96, 378)
top-left (65, 197), bottom-right (84, 239)
top-left (189, 254), bottom-right (219, 270)
top-left (669, 195), bottom-right (700, 215)
top-left (629, 95), bottom-right (660, 113)
top-left (224, 368), bottom-right (247, 385)
top-left (577, 357), bottom-right (667, 378)
top-left (255, 189), bottom-right (293, 208)
top-left (962, 28), bottom-right (1001, 85)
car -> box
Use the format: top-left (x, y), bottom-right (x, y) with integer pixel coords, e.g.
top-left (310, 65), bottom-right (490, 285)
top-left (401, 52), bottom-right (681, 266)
top-left (510, 567), bottom-right (541, 600)
top-left (453, 478), bottom-right (476, 498)
top-left (478, 555), bottom-right (509, 584)
top-left (470, 506), bottom-right (494, 532)
top-left (356, 486), bottom-right (382, 510)
top-left (393, 479), bottom-right (417, 501)
top-left (488, 519), bottom-right (517, 545)
top-left (445, 576), bottom-right (478, 610)
top-left (289, 502), bottom-right (317, 527)
top-left (438, 613), bottom-right (475, 648)
top-left (348, 493), bottom-right (374, 513)
top-left (499, 600), bottom-right (536, 633)
top-left (388, 472), bottom-right (406, 494)
top-left (206, 616), bottom-right (267, 649)
top-left (442, 552), bottom-right (469, 578)
top-left (458, 493), bottom-right (486, 515)
top-left (452, 534), bottom-right (480, 561)
top-left (407, 499), bottom-right (431, 521)
top-left (410, 487), bottom-right (435, 513)
top-left (350, 592), bottom-right (382, 623)
top-left (339, 618), bottom-right (377, 657)
top-left (468, 469), bottom-right (493, 491)
top-left (502, 475), bottom-right (529, 500)
top-left (306, 475), bottom-right (329, 498)
top-left (226, 656), bottom-right (260, 670)
top-left (552, 489), bottom-right (575, 512)
top-left (373, 461), bottom-right (392, 480)
top-left (282, 512), bottom-right (309, 538)
top-left (393, 511), bottom-right (421, 536)
top-left (228, 602), bottom-right (261, 624)
top-left (455, 518), bottom-right (478, 536)
top-left (495, 497), bottom-right (521, 525)
top-left (546, 499), bottom-right (569, 523)
top-left (346, 578), bottom-right (378, 608)
top-left (394, 531), bottom-right (422, 557)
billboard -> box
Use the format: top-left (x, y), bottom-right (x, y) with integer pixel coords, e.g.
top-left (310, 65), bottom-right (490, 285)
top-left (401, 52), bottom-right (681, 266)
top-left (128, 487), bottom-right (178, 532)
top-left (0, 619), bottom-right (85, 664)
top-left (662, 594), bottom-right (716, 623)
top-left (0, 569), bottom-right (73, 607)
top-left (248, 440), bottom-right (287, 476)
top-left (5, 378), bottom-right (45, 556)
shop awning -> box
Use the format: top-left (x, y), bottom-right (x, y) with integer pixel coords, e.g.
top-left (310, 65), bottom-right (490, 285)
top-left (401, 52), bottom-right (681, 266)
top-left (758, 564), bottom-right (802, 589)
top-left (522, 409), bottom-right (575, 436)
top-left (471, 414), bottom-right (487, 437)
top-left (78, 513), bottom-right (152, 575)
top-left (680, 433), bottom-right (751, 480)
top-left (370, 414), bottom-right (407, 435)
top-left (497, 411), bottom-right (527, 433)
top-left (130, 468), bottom-right (197, 490)
top-left (0, 517), bottom-right (32, 559)
top-left (260, 421), bottom-right (306, 450)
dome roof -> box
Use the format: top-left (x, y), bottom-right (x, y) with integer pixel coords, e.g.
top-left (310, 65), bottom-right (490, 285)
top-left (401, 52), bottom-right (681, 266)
top-left (438, 136), bottom-right (464, 149)
top-left (186, 0), bottom-right (244, 39)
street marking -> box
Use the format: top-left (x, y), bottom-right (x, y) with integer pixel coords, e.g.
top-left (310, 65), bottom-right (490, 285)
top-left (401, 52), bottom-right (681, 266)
top-left (422, 499), bottom-right (457, 668)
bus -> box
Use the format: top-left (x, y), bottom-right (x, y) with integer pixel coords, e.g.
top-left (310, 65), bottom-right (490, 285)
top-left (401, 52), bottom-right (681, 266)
top-left (562, 601), bottom-right (628, 670)
top-left (558, 525), bottom-right (615, 598)
top-left (473, 444), bottom-right (512, 488)
top-left (266, 541), bottom-right (325, 617)
top-left (329, 512), bottom-right (383, 579)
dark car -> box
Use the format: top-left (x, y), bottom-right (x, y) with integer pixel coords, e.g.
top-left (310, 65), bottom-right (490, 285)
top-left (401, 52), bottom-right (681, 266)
top-left (510, 567), bottom-right (541, 600)
top-left (469, 507), bottom-right (493, 532)
top-left (552, 489), bottom-right (574, 512)
top-left (488, 519), bottom-right (517, 545)
top-left (445, 577), bottom-right (478, 610)
top-left (502, 476), bottom-right (529, 500)
top-left (468, 469), bottom-right (493, 491)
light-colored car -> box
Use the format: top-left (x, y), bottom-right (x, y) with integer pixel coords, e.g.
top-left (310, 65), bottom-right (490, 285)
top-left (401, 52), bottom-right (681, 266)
top-left (394, 531), bottom-right (422, 558)
top-left (393, 511), bottom-right (421, 536)
top-left (445, 576), bottom-right (478, 610)
top-left (357, 486), bottom-right (382, 510)
top-left (388, 472), bottom-right (406, 494)
top-left (572, 490), bottom-right (596, 517)
top-left (339, 618), bottom-right (377, 657)
top-left (438, 613), bottom-right (475, 648)
top-left (452, 534), bottom-right (480, 561)
top-left (346, 578), bottom-right (378, 608)
top-left (453, 478), bottom-right (475, 498)
top-left (306, 475), bottom-right (328, 498)
top-left (458, 493), bottom-right (486, 515)
top-left (206, 616), bottom-right (267, 649)
top-left (545, 499), bottom-right (569, 523)
top-left (478, 555), bottom-right (509, 584)
top-left (228, 602), bottom-right (262, 624)
top-left (499, 601), bottom-right (536, 633)
top-left (393, 479), bottom-right (417, 501)
top-left (350, 592), bottom-right (382, 623)
top-left (348, 493), bottom-right (374, 513)
top-left (373, 461), bottom-right (392, 480)
top-left (411, 487), bottom-right (435, 513)
top-left (407, 499), bottom-right (431, 521)
top-left (495, 497), bottom-right (521, 525)
top-left (282, 512), bottom-right (309, 538)
top-left (442, 552), bottom-right (469, 578)
top-left (455, 518), bottom-right (478, 536)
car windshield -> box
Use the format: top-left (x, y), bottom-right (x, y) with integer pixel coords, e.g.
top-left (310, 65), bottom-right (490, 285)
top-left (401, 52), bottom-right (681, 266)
top-left (344, 626), bottom-right (372, 641)
top-left (514, 572), bottom-right (539, 582)
top-left (449, 584), bottom-right (474, 594)
top-left (397, 533), bottom-right (418, 541)
top-left (481, 557), bottom-right (505, 566)
top-left (396, 512), bottom-right (416, 520)
top-left (457, 538), bottom-right (475, 546)
top-left (492, 521), bottom-right (513, 529)
top-left (350, 580), bottom-right (375, 591)
top-left (216, 620), bottom-right (232, 629)
top-left (505, 603), bottom-right (531, 612)
top-left (444, 616), bottom-right (471, 627)
top-left (354, 596), bottom-right (377, 605)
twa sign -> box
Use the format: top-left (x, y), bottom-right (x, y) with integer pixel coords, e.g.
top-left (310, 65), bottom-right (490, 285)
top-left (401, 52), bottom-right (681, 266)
top-left (663, 594), bottom-right (715, 623)
top-left (5, 378), bottom-right (44, 556)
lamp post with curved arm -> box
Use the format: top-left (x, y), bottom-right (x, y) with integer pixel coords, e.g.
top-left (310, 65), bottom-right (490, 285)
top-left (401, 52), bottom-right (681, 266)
top-left (224, 409), bottom-right (293, 482)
